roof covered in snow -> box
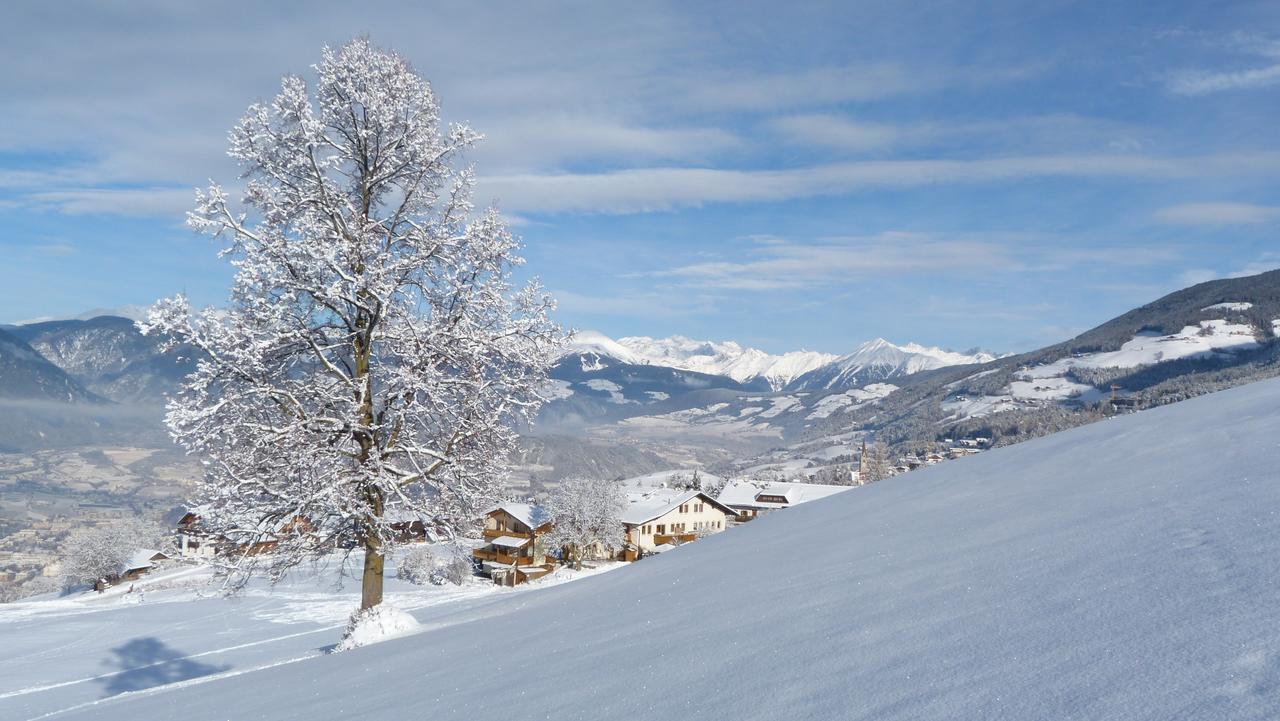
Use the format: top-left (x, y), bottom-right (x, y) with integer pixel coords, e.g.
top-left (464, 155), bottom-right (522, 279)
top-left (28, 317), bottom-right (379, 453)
top-left (621, 488), bottom-right (735, 526)
top-left (120, 549), bottom-right (165, 574)
top-left (487, 503), bottom-right (550, 530)
top-left (488, 535), bottom-right (531, 549)
top-left (716, 480), bottom-right (853, 510)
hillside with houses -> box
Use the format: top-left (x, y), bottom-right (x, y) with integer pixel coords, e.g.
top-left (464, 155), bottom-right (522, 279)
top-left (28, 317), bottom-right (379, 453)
top-left (4, 373), bottom-right (1279, 720)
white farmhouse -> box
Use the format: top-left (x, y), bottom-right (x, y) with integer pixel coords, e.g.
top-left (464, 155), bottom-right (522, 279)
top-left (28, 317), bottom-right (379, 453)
top-left (716, 480), bottom-right (853, 521)
top-left (620, 488), bottom-right (736, 560)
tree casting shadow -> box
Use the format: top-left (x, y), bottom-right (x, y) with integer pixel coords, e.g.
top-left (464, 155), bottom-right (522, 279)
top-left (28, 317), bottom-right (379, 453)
top-left (97, 637), bottom-right (230, 698)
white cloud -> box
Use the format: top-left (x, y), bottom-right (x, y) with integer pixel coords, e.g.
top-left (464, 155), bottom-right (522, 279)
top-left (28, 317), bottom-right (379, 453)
top-left (1168, 63), bottom-right (1280, 95)
top-left (768, 113), bottom-right (1143, 155)
top-left (1154, 202), bottom-right (1280, 226)
top-left (642, 231), bottom-right (1184, 291)
top-left (646, 232), bottom-right (1021, 290)
top-left (471, 115), bottom-right (740, 170)
top-left (26, 188), bottom-right (195, 217)
top-left (484, 152), bottom-right (1280, 214)
top-left (1166, 32), bottom-right (1280, 95)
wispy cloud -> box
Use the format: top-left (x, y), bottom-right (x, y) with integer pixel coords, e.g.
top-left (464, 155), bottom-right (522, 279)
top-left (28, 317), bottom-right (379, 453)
top-left (471, 115), bottom-right (741, 171)
top-left (645, 232), bottom-right (1020, 290)
top-left (768, 113), bottom-right (1144, 155)
top-left (1166, 32), bottom-right (1280, 95)
top-left (1168, 64), bottom-right (1280, 95)
top-left (24, 188), bottom-right (195, 217)
top-left (485, 152), bottom-right (1280, 214)
top-left (1154, 202), bottom-right (1280, 225)
top-left (642, 231), bottom-right (1184, 291)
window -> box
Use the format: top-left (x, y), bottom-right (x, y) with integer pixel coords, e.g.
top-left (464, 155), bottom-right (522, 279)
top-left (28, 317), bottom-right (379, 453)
top-left (657, 524), bottom-right (666, 535)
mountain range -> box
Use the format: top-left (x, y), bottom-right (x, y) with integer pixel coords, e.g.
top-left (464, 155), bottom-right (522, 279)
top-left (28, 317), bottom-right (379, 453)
top-left (539, 330), bottom-right (996, 429)
top-left (562, 330), bottom-right (994, 391)
top-left (1, 269), bottom-right (1277, 478)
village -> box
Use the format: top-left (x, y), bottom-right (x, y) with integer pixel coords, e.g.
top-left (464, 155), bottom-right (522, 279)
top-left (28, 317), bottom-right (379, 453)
top-left (88, 436), bottom-right (993, 593)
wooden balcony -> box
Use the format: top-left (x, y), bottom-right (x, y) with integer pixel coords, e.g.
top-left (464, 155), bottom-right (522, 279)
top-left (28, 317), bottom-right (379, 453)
top-left (472, 548), bottom-right (545, 566)
top-left (654, 533), bottom-right (697, 546)
top-left (482, 528), bottom-right (533, 540)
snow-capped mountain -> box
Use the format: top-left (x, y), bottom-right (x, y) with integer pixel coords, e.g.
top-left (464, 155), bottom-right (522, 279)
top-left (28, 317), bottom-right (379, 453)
top-left (786, 338), bottom-right (997, 390)
top-left (615, 335), bottom-right (836, 390)
top-left (11, 315), bottom-right (196, 404)
top-left (561, 330), bottom-right (643, 371)
top-left (557, 330), bottom-right (994, 397)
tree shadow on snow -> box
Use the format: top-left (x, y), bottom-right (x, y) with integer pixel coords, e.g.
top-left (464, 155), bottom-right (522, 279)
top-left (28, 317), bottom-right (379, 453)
top-left (96, 638), bottom-right (230, 698)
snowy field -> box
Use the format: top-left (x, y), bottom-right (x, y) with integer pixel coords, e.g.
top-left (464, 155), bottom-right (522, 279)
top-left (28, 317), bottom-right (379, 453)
top-left (6, 377), bottom-right (1280, 719)
top-left (0, 554), bottom-right (622, 720)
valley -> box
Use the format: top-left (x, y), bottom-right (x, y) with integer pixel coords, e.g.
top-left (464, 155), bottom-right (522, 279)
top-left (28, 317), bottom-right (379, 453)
top-left (3, 270), bottom-right (1280, 596)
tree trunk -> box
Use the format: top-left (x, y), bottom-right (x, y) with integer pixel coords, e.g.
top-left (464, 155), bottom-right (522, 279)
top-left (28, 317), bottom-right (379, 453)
top-left (361, 532), bottom-right (384, 610)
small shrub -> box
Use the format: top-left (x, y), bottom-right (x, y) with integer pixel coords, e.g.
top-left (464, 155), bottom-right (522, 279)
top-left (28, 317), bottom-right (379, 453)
top-left (397, 545), bottom-right (473, 586)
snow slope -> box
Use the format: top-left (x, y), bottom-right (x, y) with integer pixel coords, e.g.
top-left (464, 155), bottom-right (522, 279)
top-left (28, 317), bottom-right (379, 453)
top-left (14, 378), bottom-right (1280, 720)
top-left (1022, 320), bottom-right (1260, 381)
top-left (0, 556), bottom-right (623, 720)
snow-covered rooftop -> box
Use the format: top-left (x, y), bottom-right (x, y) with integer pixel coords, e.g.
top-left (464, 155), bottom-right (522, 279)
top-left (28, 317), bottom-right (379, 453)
top-left (716, 480), bottom-right (853, 509)
top-left (621, 488), bottom-right (733, 525)
top-left (120, 548), bottom-right (164, 574)
top-left (487, 503), bottom-right (549, 530)
top-left (487, 535), bottom-right (530, 549)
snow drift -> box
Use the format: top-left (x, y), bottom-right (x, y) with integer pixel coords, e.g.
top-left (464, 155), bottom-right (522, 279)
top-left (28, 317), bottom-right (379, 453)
top-left (39, 378), bottom-right (1280, 720)
top-left (335, 606), bottom-right (420, 652)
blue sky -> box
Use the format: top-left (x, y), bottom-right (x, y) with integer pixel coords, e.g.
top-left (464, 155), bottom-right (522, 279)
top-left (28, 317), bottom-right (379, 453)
top-left (2, 1), bottom-right (1279, 353)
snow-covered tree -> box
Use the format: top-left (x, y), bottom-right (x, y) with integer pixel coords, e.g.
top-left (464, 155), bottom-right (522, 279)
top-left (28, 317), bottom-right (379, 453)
top-left (397, 544), bottom-right (472, 586)
top-left (142, 38), bottom-right (562, 612)
top-left (862, 441), bottom-right (893, 483)
top-left (545, 478), bottom-right (626, 569)
top-left (812, 464), bottom-right (856, 486)
top-left (60, 521), bottom-right (162, 591)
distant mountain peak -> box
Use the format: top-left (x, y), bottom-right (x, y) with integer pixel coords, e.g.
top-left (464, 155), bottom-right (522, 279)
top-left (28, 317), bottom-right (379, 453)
top-left (787, 338), bottom-right (995, 391)
top-left (9, 305), bottom-right (151, 326)
top-left (561, 330), bottom-right (642, 366)
top-left (615, 334), bottom-right (836, 390)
